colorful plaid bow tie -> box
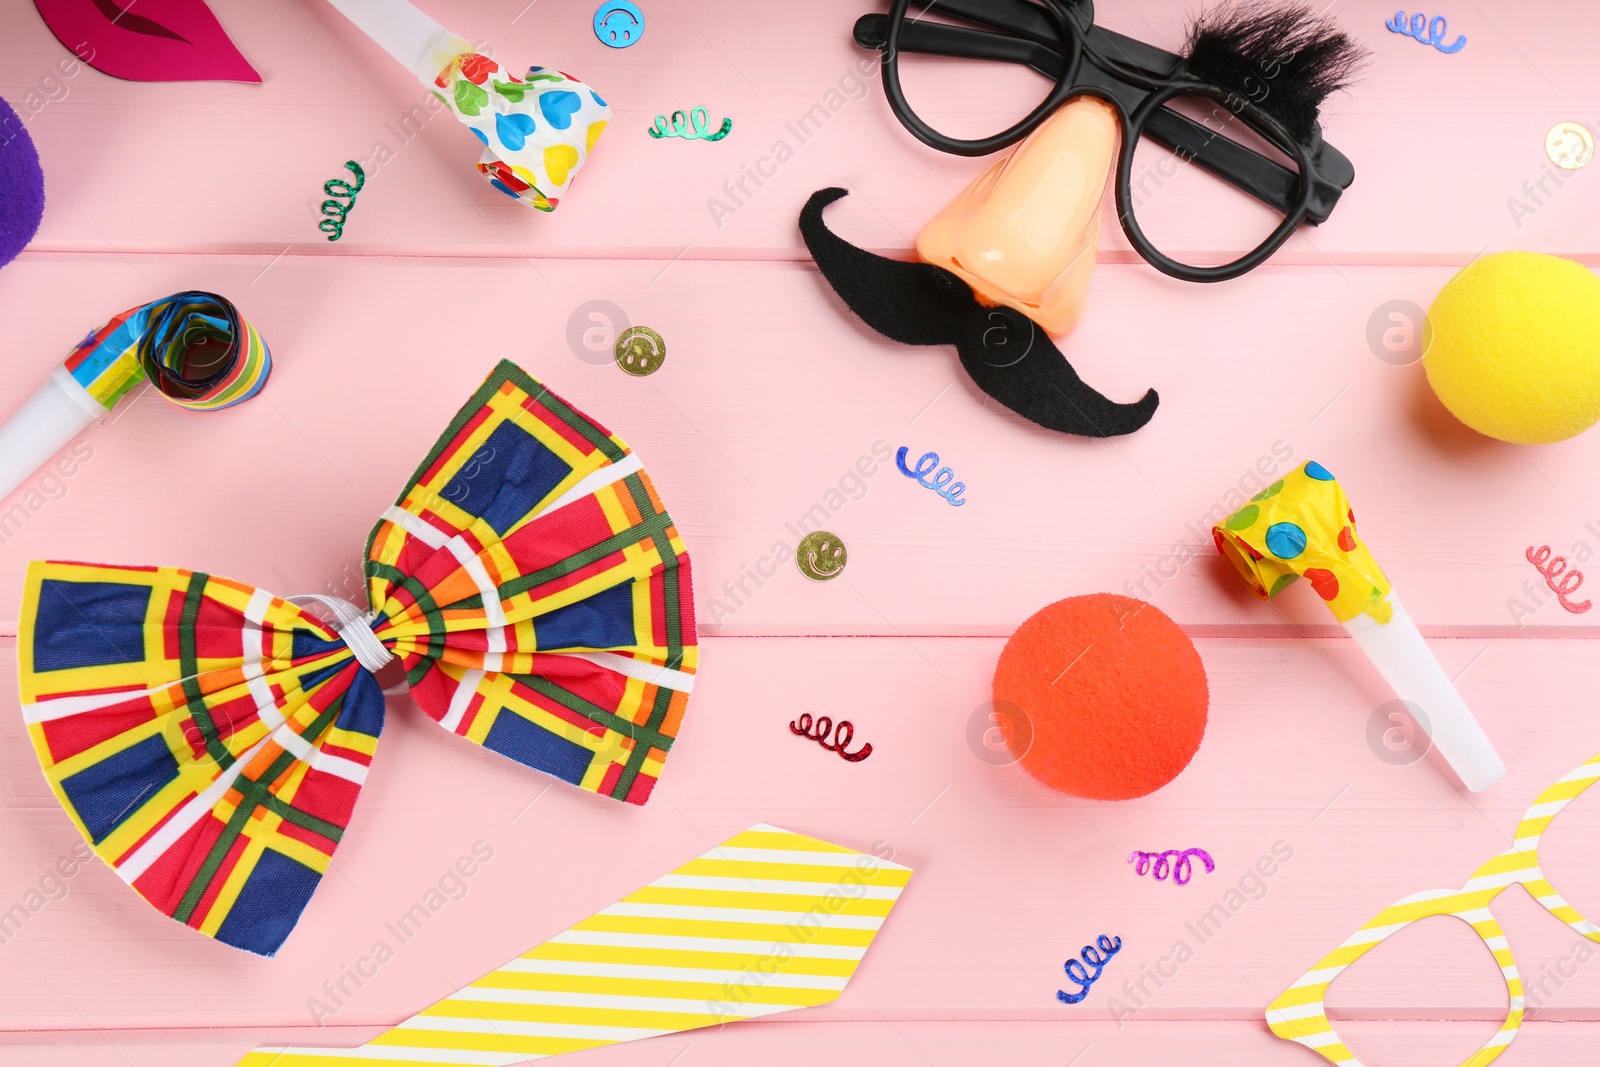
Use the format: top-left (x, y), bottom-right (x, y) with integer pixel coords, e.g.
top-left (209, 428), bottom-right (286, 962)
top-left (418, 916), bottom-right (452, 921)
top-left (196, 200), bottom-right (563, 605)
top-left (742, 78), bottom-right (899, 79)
top-left (17, 361), bottom-right (696, 956)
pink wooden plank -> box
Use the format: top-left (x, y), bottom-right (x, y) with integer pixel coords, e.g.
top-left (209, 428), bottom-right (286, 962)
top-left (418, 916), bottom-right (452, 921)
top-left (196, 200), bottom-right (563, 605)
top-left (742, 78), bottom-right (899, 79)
top-left (2, 1019), bottom-right (1596, 1067)
top-left (0, 255), bottom-right (1597, 635)
top-left (5, 635), bottom-right (1600, 1034)
top-left (2, 2), bottom-right (1599, 1062)
top-left (9, 1020), bottom-right (1600, 1067)
top-left (2, 0), bottom-right (1595, 260)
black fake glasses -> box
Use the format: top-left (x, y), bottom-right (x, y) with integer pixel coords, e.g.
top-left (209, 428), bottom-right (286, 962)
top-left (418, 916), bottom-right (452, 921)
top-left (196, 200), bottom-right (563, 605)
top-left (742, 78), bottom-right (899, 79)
top-left (855, 0), bottom-right (1357, 282)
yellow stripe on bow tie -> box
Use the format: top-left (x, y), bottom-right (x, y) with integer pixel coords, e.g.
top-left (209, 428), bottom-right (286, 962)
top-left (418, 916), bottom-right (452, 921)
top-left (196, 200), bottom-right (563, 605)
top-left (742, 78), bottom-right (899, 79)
top-left (237, 825), bottom-right (910, 1065)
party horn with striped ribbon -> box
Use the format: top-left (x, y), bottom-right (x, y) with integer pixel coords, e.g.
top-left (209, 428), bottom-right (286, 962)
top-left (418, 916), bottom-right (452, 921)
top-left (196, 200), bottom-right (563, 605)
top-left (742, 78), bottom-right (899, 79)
top-left (0, 291), bottom-right (269, 500)
top-left (238, 825), bottom-right (911, 1065)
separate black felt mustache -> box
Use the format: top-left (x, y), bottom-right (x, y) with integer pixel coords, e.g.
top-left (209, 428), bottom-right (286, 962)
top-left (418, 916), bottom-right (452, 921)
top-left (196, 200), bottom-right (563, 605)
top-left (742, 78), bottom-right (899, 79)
top-left (799, 188), bottom-right (1157, 438)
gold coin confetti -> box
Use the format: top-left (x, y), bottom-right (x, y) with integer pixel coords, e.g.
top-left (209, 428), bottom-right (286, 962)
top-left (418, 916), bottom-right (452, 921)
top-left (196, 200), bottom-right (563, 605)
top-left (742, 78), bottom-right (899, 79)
top-left (615, 325), bottom-right (667, 375)
top-left (796, 531), bottom-right (847, 582)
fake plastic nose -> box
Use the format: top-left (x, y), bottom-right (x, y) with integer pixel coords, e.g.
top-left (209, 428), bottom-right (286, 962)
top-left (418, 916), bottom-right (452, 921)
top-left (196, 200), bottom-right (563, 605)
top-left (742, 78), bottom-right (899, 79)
top-left (916, 96), bottom-right (1119, 338)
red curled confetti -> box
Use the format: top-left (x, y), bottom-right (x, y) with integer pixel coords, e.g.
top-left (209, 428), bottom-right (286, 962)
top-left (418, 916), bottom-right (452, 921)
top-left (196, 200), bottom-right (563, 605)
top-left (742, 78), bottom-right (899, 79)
top-left (790, 713), bottom-right (873, 762)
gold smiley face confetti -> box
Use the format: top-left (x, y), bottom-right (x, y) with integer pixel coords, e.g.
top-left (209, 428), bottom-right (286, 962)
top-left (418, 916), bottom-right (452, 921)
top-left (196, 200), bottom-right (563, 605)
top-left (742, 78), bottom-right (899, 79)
top-left (615, 326), bottom-right (666, 376)
top-left (796, 531), bottom-right (848, 581)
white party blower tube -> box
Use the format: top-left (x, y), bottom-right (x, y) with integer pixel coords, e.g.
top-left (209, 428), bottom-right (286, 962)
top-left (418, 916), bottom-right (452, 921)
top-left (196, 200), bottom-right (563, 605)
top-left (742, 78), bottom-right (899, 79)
top-left (1344, 592), bottom-right (1505, 792)
top-left (322, 0), bottom-right (470, 84)
top-left (0, 367), bottom-right (105, 501)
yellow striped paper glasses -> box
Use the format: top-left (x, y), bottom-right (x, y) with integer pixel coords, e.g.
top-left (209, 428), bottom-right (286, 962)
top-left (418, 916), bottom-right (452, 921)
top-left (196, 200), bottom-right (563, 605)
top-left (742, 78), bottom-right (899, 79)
top-left (1267, 750), bottom-right (1600, 1066)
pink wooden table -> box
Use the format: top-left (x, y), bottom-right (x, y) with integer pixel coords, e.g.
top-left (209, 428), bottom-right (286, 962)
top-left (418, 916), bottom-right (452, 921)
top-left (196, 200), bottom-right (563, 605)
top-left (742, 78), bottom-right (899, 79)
top-left (3, 1), bottom-right (1600, 1064)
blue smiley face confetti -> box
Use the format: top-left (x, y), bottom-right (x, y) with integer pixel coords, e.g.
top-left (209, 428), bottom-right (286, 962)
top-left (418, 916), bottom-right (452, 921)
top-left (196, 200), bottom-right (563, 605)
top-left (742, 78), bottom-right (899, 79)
top-left (1387, 11), bottom-right (1466, 53)
top-left (318, 160), bottom-right (365, 242)
top-left (896, 447), bottom-right (966, 506)
top-left (594, 0), bottom-right (644, 48)
top-left (648, 107), bottom-right (733, 142)
top-left (1058, 935), bottom-right (1122, 1004)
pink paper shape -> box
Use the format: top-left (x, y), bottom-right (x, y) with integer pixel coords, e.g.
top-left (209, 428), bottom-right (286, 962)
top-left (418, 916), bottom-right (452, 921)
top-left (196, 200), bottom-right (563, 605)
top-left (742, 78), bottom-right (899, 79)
top-left (33, 0), bottom-right (261, 83)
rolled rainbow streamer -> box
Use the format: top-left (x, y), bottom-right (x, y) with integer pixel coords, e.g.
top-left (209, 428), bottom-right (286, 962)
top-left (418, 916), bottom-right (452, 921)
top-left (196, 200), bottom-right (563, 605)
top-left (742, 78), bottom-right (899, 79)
top-left (1213, 460), bottom-right (1505, 791)
top-left (0, 291), bottom-right (270, 499)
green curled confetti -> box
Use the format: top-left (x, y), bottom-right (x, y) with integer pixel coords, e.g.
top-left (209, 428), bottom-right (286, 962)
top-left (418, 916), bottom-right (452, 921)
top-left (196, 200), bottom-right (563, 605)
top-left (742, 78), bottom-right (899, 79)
top-left (318, 160), bottom-right (365, 242)
top-left (648, 107), bottom-right (732, 141)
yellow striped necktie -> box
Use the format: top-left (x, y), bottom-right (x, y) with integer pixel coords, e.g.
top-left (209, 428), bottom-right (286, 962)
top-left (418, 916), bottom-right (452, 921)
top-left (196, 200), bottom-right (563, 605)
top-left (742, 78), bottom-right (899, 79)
top-left (239, 825), bottom-right (912, 1065)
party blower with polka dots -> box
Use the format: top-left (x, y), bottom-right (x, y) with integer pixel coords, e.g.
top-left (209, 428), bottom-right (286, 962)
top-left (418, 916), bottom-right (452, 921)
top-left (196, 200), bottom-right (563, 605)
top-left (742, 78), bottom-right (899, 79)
top-left (1212, 461), bottom-right (1505, 792)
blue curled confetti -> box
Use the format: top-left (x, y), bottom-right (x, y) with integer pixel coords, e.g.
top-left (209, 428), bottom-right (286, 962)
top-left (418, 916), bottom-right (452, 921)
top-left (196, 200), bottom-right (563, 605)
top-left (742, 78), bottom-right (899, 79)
top-left (1386, 11), bottom-right (1466, 53)
top-left (1129, 849), bottom-right (1215, 886)
top-left (1058, 935), bottom-right (1122, 1004)
top-left (895, 446), bottom-right (966, 506)
top-left (318, 160), bottom-right (365, 242)
top-left (648, 107), bottom-right (733, 141)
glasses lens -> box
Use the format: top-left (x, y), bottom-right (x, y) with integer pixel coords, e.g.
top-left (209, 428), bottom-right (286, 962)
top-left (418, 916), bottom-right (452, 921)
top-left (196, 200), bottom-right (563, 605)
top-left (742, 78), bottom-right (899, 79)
top-left (1531, 769), bottom-right (1600, 937)
top-left (891, 12), bottom-right (1062, 144)
top-left (1319, 915), bottom-right (1513, 1063)
top-left (1122, 94), bottom-right (1302, 273)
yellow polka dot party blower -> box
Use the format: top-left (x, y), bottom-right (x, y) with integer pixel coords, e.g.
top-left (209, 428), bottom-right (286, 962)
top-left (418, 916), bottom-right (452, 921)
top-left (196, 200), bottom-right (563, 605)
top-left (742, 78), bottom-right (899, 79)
top-left (323, 0), bottom-right (610, 210)
top-left (1212, 461), bottom-right (1505, 791)
top-left (0, 291), bottom-right (269, 501)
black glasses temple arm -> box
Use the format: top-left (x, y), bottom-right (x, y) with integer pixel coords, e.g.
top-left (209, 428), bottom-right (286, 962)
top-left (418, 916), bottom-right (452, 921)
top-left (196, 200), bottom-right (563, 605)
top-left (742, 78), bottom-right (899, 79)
top-left (1085, 25), bottom-right (1182, 77)
top-left (879, 0), bottom-right (1184, 77)
top-left (854, 12), bottom-right (1065, 71)
top-left (923, 0), bottom-right (1073, 38)
top-left (1138, 107), bottom-right (1346, 222)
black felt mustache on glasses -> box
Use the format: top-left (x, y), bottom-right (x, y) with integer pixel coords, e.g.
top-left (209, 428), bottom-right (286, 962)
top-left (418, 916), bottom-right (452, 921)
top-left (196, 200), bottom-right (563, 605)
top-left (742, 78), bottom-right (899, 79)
top-left (799, 187), bottom-right (1158, 439)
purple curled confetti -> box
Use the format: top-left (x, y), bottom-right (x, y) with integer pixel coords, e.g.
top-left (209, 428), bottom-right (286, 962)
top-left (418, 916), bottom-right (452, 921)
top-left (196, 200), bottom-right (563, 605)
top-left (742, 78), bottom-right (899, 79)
top-left (1128, 849), bottom-right (1214, 885)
